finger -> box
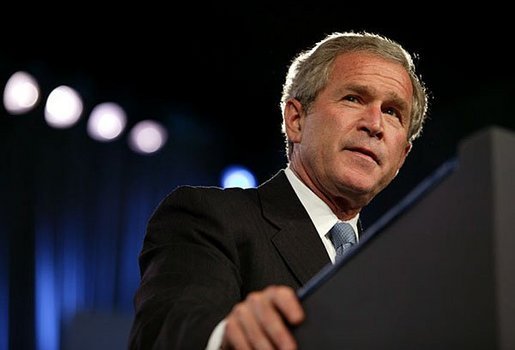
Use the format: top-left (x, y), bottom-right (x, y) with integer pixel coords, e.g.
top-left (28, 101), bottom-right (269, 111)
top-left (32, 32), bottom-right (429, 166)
top-left (227, 300), bottom-right (274, 350)
top-left (267, 285), bottom-right (305, 325)
top-left (223, 312), bottom-right (252, 350)
top-left (248, 287), bottom-right (301, 349)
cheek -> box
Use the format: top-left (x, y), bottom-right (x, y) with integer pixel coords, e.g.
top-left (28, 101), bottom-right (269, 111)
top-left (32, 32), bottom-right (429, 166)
top-left (304, 116), bottom-right (331, 144)
top-left (314, 114), bottom-right (343, 139)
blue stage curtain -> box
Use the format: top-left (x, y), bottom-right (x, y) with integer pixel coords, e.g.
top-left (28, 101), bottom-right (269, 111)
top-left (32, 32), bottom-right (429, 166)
top-left (3, 112), bottom-right (225, 350)
top-left (0, 193), bottom-right (8, 350)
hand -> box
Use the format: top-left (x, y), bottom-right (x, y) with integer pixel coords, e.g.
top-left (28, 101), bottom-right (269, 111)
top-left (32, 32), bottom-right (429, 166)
top-left (221, 285), bottom-right (305, 350)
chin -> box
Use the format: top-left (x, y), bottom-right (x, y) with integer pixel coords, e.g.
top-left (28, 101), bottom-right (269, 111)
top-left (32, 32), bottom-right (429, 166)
top-left (340, 180), bottom-right (377, 198)
top-left (340, 174), bottom-right (376, 192)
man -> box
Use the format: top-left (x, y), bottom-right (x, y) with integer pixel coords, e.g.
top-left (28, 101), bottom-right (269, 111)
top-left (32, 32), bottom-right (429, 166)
top-left (129, 31), bottom-right (429, 349)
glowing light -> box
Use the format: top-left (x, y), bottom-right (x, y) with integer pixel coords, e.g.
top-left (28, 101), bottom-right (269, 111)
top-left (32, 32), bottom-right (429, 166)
top-left (44, 85), bottom-right (83, 128)
top-left (128, 120), bottom-right (168, 155)
top-left (221, 165), bottom-right (257, 188)
top-left (3, 71), bottom-right (40, 114)
top-left (87, 102), bottom-right (127, 142)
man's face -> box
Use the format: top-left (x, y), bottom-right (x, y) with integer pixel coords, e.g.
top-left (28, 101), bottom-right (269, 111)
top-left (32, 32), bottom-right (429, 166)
top-left (287, 51), bottom-right (413, 209)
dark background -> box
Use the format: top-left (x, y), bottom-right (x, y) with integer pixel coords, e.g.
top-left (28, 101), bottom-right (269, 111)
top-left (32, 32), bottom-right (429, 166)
top-left (3, 5), bottom-right (513, 210)
top-left (1, 5), bottom-right (514, 350)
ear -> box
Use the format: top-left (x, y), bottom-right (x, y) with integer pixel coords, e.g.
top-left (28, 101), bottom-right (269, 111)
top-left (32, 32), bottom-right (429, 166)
top-left (395, 141), bottom-right (412, 176)
top-left (283, 98), bottom-right (304, 144)
top-left (402, 141), bottom-right (412, 161)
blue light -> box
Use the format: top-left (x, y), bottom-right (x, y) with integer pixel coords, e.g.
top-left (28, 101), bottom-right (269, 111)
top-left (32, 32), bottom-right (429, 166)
top-left (0, 226), bottom-right (8, 350)
top-left (35, 221), bottom-right (59, 350)
top-left (221, 165), bottom-right (257, 189)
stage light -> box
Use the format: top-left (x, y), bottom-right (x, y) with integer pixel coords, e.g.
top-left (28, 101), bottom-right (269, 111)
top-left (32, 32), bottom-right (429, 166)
top-left (44, 85), bottom-right (83, 129)
top-left (221, 165), bottom-right (257, 188)
top-left (86, 102), bottom-right (127, 142)
top-left (3, 71), bottom-right (40, 115)
top-left (128, 120), bottom-right (168, 155)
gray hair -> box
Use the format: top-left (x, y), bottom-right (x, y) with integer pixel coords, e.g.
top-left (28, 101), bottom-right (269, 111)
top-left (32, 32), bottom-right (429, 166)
top-left (280, 31), bottom-right (429, 159)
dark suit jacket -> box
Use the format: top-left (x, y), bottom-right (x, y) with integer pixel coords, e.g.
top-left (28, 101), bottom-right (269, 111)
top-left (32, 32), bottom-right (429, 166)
top-left (128, 169), bottom-right (332, 349)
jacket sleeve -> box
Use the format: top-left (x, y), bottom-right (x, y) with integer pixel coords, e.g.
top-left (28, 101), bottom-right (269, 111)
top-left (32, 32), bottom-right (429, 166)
top-left (128, 186), bottom-right (242, 349)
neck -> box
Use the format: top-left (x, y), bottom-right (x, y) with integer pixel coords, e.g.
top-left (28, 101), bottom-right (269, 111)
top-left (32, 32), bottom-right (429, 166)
top-left (288, 164), bottom-right (362, 221)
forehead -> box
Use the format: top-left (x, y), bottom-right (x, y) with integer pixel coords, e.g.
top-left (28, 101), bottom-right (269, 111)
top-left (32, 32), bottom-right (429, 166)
top-left (329, 51), bottom-right (413, 99)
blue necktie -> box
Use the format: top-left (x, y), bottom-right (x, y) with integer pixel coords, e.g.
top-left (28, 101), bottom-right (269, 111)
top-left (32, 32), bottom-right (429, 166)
top-left (329, 222), bottom-right (357, 260)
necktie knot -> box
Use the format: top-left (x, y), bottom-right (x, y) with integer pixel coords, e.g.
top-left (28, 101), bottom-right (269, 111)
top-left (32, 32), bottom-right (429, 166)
top-left (329, 222), bottom-right (356, 260)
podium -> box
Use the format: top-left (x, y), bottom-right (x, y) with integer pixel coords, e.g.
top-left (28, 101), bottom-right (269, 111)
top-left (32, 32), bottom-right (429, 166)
top-left (294, 126), bottom-right (515, 349)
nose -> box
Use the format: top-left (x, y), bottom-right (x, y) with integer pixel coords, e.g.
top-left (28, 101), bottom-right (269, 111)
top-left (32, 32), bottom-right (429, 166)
top-left (358, 105), bottom-right (383, 139)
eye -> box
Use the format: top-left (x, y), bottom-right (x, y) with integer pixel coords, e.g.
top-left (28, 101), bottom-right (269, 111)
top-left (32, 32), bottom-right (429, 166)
top-left (384, 107), bottom-right (401, 120)
top-left (385, 107), bottom-right (396, 116)
top-left (343, 95), bottom-right (359, 103)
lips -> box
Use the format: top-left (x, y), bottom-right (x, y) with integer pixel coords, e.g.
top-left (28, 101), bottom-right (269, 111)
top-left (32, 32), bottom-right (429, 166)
top-left (346, 147), bottom-right (380, 165)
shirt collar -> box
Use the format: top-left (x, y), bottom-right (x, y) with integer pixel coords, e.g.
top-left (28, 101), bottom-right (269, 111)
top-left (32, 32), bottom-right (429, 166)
top-left (284, 167), bottom-right (359, 240)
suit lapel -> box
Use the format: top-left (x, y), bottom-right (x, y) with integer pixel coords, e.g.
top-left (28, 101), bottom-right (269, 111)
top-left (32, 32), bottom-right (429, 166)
top-left (258, 170), bottom-right (330, 285)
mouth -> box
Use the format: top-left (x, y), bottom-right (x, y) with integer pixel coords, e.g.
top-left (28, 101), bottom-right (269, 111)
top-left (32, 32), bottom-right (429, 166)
top-left (346, 147), bottom-right (380, 165)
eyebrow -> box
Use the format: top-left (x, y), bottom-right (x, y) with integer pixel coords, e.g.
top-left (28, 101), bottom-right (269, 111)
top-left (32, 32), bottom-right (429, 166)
top-left (345, 84), bottom-right (410, 113)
